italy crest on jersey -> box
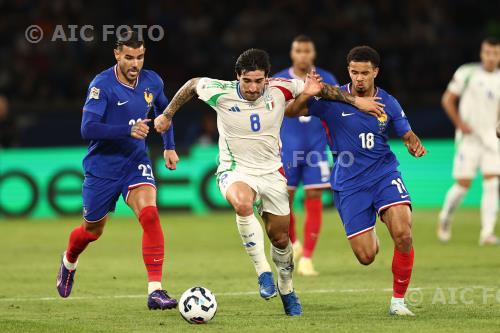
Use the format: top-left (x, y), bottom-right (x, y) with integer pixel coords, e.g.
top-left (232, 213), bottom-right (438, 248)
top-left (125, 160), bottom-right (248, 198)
top-left (264, 93), bottom-right (274, 111)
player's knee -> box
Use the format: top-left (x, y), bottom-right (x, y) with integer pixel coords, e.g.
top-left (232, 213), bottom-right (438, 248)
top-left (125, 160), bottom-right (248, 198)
top-left (232, 200), bottom-right (254, 216)
top-left (270, 233), bottom-right (289, 249)
top-left (355, 250), bottom-right (376, 265)
top-left (304, 189), bottom-right (322, 199)
top-left (83, 222), bottom-right (104, 238)
top-left (394, 232), bottom-right (413, 252)
top-left (457, 179), bottom-right (472, 189)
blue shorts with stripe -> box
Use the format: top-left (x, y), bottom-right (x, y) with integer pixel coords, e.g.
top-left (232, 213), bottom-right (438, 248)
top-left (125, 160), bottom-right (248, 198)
top-left (281, 141), bottom-right (331, 189)
top-left (82, 158), bottom-right (156, 222)
top-left (333, 170), bottom-right (412, 239)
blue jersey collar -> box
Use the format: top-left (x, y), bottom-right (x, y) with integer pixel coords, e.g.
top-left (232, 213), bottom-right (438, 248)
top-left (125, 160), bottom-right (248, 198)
top-left (114, 65), bottom-right (139, 89)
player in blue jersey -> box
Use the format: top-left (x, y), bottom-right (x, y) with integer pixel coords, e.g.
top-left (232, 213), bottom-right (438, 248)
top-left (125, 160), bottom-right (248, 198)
top-left (153, 48), bottom-right (384, 316)
top-left (56, 31), bottom-right (179, 310)
top-left (274, 35), bottom-right (338, 276)
top-left (286, 46), bottom-right (426, 316)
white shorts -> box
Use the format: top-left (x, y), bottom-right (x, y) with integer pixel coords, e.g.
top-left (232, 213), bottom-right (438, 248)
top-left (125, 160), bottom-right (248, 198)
top-left (217, 169), bottom-right (290, 216)
top-left (453, 138), bottom-right (500, 179)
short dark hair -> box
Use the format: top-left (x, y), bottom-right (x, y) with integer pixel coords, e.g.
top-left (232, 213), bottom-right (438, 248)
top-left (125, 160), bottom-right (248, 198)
top-left (483, 36), bottom-right (500, 46)
top-left (292, 34), bottom-right (314, 44)
top-left (115, 30), bottom-right (144, 49)
top-left (347, 46), bottom-right (380, 67)
top-left (235, 49), bottom-right (271, 76)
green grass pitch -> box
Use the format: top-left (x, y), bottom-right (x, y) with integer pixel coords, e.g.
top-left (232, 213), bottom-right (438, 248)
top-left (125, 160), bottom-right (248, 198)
top-left (0, 209), bottom-right (499, 332)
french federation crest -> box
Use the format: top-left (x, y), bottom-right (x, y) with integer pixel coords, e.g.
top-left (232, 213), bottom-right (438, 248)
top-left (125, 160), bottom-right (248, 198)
top-left (144, 88), bottom-right (154, 107)
top-left (377, 113), bottom-right (388, 133)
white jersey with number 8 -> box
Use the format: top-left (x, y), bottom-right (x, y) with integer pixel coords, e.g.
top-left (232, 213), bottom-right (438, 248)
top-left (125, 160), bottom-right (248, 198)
top-left (196, 77), bottom-right (305, 176)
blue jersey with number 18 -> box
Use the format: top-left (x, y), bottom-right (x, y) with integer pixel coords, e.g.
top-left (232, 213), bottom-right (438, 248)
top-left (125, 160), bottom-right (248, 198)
top-left (307, 83), bottom-right (412, 191)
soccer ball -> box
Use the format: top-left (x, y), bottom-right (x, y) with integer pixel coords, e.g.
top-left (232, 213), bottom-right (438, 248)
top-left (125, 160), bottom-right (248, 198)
top-left (178, 287), bottom-right (217, 324)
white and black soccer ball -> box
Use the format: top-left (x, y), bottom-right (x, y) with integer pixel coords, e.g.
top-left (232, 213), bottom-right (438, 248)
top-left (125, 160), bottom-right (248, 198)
top-left (178, 286), bottom-right (217, 324)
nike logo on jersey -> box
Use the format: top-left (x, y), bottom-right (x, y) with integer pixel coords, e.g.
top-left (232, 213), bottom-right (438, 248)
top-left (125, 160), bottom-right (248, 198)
top-left (401, 194), bottom-right (410, 199)
top-left (153, 258), bottom-right (163, 262)
top-left (397, 278), bottom-right (409, 284)
top-left (342, 112), bottom-right (354, 117)
top-left (117, 101), bottom-right (129, 106)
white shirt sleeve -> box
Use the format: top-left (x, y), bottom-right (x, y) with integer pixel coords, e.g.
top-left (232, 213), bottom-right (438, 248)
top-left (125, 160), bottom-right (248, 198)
top-left (447, 65), bottom-right (472, 96)
top-left (289, 79), bottom-right (305, 97)
top-left (195, 77), bottom-right (214, 102)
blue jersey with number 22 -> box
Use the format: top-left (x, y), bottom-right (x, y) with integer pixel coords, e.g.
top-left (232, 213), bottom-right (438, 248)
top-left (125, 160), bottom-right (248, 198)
top-left (82, 65), bottom-right (173, 180)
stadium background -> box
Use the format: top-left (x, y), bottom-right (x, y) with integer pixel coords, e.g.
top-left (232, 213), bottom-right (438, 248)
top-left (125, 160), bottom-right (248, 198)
top-left (1, 0), bottom-right (499, 217)
top-left (1, 1), bottom-right (500, 333)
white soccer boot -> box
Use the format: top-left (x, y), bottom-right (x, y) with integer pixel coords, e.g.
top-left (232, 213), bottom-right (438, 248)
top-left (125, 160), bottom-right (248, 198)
top-left (437, 217), bottom-right (451, 243)
top-left (479, 234), bottom-right (500, 246)
top-left (389, 297), bottom-right (415, 316)
top-left (297, 257), bottom-right (319, 276)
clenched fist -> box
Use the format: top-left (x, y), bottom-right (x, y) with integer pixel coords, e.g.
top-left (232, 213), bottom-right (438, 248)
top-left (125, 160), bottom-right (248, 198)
top-left (154, 114), bottom-right (172, 133)
top-left (131, 119), bottom-right (151, 139)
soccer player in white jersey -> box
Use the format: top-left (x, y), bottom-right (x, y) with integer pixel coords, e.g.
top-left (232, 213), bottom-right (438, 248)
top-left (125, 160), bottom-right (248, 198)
top-left (438, 37), bottom-right (500, 245)
top-left (154, 49), bottom-right (384, 316)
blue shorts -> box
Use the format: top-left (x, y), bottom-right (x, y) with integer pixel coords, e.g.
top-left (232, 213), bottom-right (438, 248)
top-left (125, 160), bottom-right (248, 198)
top-left (281, 144), bottom-right (331, 190)
top-left (333, 171), bottom-right (412, 239)
top-left (82, 159), bottom-right (156, 222)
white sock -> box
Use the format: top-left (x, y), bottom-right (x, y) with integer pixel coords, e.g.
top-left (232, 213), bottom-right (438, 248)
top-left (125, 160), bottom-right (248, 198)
top-left (480, 178), bottom-right (499, 239)
top-left (271, 242), bottom-right (294, 295)
top-left (236, 214), bottom-right (272, 276)
top-left (439, 183), bottom-right (467, 224)
top-left (63, 251), bottom-right (77, 270)
top-left (391, 296), bottom-right (405, 304)
top-left (148, 281), bottom-right (162, 295)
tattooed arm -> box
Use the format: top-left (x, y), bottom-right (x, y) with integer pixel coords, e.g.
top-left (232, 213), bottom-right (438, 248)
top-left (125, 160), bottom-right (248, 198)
top-left (286, 71), bottom-right (385, 118)
top-left (154, 78), bottom-right (201, 133)
top-left (319, 83), bottom-right (385, 117)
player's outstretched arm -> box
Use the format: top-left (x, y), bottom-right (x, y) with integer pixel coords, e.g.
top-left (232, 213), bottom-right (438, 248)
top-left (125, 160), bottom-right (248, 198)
top-left (285, 93), bottom-right (311, 117)
top-left (285, 71), bottom-right (322, 117)
top-left (154, 78), bottom-right (201, 133)
top-left (402, 130), bottom-right (427, 158)
top-left (318, 84), bottom-right (385, 117)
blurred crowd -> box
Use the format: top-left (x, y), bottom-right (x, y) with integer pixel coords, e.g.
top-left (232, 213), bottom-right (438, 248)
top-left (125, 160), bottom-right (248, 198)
top-left (0, 0), bottom-right (498, 146)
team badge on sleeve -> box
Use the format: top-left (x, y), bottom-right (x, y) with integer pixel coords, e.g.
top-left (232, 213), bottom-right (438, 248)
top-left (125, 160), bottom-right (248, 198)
top-left (89, 87), bottom-right (100, 100)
